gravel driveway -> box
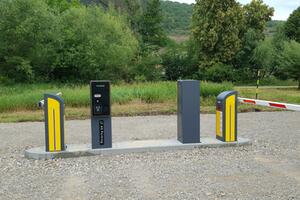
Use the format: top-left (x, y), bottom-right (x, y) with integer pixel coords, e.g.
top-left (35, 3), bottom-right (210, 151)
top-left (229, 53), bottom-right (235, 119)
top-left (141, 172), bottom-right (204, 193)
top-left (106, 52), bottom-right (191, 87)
top-left (0, 112), bottom-right (299, 200)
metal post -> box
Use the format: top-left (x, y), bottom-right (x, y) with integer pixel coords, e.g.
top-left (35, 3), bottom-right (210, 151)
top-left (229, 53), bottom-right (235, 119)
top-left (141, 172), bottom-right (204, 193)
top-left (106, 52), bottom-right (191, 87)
top-left (256, 70), bottom-right (260, 99)
top-left (177, 80), bottom-right (200, 144)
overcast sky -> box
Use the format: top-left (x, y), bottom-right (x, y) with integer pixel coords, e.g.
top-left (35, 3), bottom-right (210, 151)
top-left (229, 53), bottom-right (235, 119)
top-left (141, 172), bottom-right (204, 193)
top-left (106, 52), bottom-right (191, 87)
top-left (168, 0), bottom-right (299, 20)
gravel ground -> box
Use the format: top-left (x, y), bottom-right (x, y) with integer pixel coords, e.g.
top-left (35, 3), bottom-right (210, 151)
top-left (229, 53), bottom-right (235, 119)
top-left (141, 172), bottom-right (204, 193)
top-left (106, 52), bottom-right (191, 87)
top-left (0, 112), bottom-right (299, 200)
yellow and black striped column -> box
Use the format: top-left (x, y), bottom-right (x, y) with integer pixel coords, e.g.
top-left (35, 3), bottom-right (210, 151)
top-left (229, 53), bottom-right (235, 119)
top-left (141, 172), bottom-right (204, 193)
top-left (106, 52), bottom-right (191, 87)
top-left (44, 94), bottom-right (65, 152)
top-left (216, 91), bottom-right (238, 142)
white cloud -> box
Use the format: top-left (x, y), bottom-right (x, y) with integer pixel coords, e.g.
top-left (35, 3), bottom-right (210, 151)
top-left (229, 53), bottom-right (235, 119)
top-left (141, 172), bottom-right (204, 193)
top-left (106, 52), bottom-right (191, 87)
top-left (166, 0), bottom-right (300, 20)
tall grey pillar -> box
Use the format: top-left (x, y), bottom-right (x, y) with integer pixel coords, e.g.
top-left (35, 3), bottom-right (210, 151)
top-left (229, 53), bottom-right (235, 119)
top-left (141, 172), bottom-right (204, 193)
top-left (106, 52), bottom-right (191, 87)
top-left (177, 80), bottom-right (200, 143)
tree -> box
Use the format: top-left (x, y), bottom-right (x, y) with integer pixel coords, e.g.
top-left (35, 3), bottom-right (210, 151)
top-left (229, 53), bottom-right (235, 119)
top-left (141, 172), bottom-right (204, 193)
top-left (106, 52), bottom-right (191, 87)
top-left (0, 0), bottom-right (139, 83)
top-left (243, 0), bottom-right (274, 41)
top-left (271, 24), bottom-right (290, 79)
top-left (46, 0), bottom-right (81, 13)
top-left (162, 42), bottom-right (198, 80)
top-left (285, 6), bottom-right (300, 43)
top-left (124, 0), bottom-right (143, 34)
top-left (252, 38), bottom-right (277, 77)
top-left (55, 6), bottom-right (139, 81)
top-left (0, 0), bottom-right (59, 82)
top-left (234, 0), bottom-right (274, 72)
top-left (191, 0), bottom-right (244, 67)
top-left (234, 28), bottom-right (261, 70)
top-left (279, 40), bottom-right (300, 89)
top-left (272, 24), bottom-right (287, 51)
top-left (139, 0), bottom-right (166, 46)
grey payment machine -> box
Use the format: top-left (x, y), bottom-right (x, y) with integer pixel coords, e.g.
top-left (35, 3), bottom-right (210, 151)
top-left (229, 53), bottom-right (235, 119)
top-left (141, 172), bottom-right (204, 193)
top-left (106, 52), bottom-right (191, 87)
top-left (90, 80), bottom-right (112, 149)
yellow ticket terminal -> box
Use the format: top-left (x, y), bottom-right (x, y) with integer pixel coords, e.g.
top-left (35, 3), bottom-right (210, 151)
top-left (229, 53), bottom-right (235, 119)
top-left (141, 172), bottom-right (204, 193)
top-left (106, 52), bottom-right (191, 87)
top-left (216, 91), bottom-right (238, 142)
top-left (44, 94), bottom-right (65, 152)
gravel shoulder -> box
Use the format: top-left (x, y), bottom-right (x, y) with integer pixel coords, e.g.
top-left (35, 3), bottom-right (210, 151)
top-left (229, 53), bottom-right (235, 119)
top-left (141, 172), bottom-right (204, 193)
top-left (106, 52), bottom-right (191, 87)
top-left (0, 112), bottom-right (299, 200)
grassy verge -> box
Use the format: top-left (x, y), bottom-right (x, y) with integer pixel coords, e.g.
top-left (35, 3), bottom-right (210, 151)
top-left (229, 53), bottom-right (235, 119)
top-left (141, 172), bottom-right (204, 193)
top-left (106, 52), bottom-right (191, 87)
top-left (236, 77), bottom-right (298, 86)
top-left (238, 88), bottom-right (300, 104)
top-left (0, 103), bottom-right (282, 123)
top-left (0, 82), bottom-right (299, 123)
top-left (0, 81), bottom-right (232, 113)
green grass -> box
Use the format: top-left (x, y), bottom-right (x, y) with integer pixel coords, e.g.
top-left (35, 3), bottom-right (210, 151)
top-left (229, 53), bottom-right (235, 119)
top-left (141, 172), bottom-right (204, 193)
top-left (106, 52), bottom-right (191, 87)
top-left (0, 81), bottom-right (233, 113)
top-left (238, 88), bottom-right (300, 104)
top-left (1, 82), bottom-right (299, 123)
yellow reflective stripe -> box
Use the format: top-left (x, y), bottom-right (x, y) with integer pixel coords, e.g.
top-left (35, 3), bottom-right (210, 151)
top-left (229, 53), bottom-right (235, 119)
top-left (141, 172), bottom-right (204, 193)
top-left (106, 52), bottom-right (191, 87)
top-left (47, 98), bottom-right (61, 152)
top-left (225, 100), bottom-right (230, 142)
top-left (48, 104), bottom-right (54, 152)
top-left (225, 95), bottom-right (235, 142)
top-left (231, 96), bottom-right (236, 142)
top-left (55, 103), bottom-right (61, 151)
top-left (216, 111), bottom-right (221, 137)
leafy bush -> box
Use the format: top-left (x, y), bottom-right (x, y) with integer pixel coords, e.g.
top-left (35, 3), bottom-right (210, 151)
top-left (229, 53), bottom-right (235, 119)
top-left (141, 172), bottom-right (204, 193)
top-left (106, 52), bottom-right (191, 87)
top-left (162, 42), bottom-right (198, 80)
top-left (279, 40), bottom-right (300, 89)
top-left (205, 63), bottom-right (234, 82)
top-left (54, 6), bottom-right (138, 81)
top-left (251, 38), bottom-right (277, 74)
top-left (131, 51), bottom-right (163, 82)
top-left (0, 0), bottom-right (138, 83)
top-left (285, 6), bottom-right (300, 43)
top-left (0, 0), bottom-right (59, 82)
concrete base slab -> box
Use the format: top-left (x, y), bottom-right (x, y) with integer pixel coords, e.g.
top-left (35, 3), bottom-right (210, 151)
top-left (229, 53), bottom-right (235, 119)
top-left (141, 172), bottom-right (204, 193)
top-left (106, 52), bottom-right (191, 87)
top-left (25, 137), bottom-right (251, 160)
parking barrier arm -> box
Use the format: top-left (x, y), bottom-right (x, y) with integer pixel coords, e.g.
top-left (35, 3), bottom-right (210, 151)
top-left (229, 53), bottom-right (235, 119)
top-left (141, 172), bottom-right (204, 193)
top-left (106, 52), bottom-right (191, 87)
top-left (238, 97), bottom-right (300, 112)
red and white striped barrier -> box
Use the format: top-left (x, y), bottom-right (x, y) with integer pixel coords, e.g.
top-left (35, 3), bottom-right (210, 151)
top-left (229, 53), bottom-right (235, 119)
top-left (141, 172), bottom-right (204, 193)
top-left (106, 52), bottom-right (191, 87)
top-left (238, 97), bottom-right (300, 112)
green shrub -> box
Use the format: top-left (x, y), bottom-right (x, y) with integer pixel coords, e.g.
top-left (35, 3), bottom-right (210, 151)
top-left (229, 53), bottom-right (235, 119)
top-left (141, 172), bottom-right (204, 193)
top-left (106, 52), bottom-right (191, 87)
top-left (0, 0), bottom-right (138, 83)
top-left (205, 63), bottom-right (234, 82)
top-left (131, 52), bottom-right (163, 82)
top-left (55, 6), bottom-right (139, 81)
top-left (0, 0), bottom-right (59, 82)
top-left (162, 42), bottom-right (198, 80)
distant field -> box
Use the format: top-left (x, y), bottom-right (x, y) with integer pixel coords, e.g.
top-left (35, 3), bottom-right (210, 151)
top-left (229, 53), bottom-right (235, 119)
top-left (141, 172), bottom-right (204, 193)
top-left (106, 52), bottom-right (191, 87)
top-left (0, 82), bottom-right (299, 123)
top-left (168, 35), bottom-right (189, 43)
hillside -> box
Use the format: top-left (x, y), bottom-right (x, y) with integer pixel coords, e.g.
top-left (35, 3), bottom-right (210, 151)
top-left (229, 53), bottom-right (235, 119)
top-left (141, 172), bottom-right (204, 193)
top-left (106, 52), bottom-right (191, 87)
top-left (80, 1), bottom-right (281, 37)
top-left (161, 1), bottom-right (193, 35)
top-left (265, 20), bottom-right (285, 36)
top-left (80, 0), bottom-right (193, 35)
top-left (80, 0), bottom-right (147, 10)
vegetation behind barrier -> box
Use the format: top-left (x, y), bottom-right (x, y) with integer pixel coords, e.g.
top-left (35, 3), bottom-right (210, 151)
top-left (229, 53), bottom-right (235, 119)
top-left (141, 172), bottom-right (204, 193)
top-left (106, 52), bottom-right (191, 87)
top-left (0, 82), bottom-right (233, 113)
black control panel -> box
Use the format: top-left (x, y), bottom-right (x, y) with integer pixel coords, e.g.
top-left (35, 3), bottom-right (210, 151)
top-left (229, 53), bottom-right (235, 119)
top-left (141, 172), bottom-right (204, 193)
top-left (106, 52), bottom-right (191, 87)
top-left (90, 81), bottom-right (110, 116)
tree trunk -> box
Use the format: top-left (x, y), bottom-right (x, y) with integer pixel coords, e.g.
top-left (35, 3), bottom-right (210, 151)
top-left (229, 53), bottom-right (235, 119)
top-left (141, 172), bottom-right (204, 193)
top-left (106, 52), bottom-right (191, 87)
top-left (298, 79), bottom-right (300, 90)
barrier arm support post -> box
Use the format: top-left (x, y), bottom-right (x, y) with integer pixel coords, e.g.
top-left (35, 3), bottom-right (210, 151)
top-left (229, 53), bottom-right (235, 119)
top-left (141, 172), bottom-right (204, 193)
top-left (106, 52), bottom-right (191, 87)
top-left (216, 91), bottom-right (238, 142)
top-left (40, 93), bottom-right (66, 152)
